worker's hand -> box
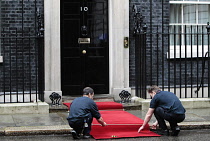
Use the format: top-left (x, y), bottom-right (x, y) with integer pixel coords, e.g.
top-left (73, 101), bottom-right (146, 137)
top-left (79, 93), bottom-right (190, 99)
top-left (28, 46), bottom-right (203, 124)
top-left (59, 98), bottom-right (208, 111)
top-left (152, 123), bottom-right (157, 129)
top-left (101, 122), bottom-right (106, 127)
top-left (138, 126), bottom-right (144, 133)
top-left (151, 121), bottom-right (158, 130)
top-left (97, 117), bottom-right (106, 126)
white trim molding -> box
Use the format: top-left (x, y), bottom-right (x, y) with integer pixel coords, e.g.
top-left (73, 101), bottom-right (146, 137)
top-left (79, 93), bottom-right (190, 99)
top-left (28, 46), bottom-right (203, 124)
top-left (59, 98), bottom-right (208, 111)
top-left (109, 0), bottom-right (131, 101)
top-left (170, 1), bottom-right (210, 4)
top-left (44, 0), bottom-right (61, 103)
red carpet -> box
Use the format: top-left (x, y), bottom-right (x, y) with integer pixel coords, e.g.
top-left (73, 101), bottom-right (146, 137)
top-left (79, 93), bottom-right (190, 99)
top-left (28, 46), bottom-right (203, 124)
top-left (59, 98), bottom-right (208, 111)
top-left (63, 101), bottom-right (160, 139)
top-left (91, 111), bottom-right (160, 139)
top-left (63, 101), bottom-right (123, 110)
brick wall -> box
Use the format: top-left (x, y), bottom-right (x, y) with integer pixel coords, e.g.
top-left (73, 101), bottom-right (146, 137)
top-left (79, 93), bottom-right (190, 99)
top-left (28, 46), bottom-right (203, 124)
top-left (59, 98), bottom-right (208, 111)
top-left (129, 0), bottom-right (170, 87)
top-left (0, 0), bottom-right (207, 97)
top-left (0, 0), bottom-right (44, 94)
top-left (129, 0), bottom-right (208, 94)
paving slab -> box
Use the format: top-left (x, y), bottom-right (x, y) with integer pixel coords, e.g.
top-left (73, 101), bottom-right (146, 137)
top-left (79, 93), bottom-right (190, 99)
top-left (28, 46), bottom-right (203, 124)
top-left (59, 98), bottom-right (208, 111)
top-left (0, 115), bottom-right (15, 127)
top-left (184, 113), bottom-right (207, 122)
top-left (12, 113), bottom-right (67, 127)
top-left (0, 105), bottom-right (210, 136)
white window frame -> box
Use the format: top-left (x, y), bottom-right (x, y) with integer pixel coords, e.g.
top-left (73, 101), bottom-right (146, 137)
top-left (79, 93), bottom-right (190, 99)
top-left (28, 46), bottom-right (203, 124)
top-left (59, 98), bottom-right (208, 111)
top-left (168, 0), bottom-right (210, 59)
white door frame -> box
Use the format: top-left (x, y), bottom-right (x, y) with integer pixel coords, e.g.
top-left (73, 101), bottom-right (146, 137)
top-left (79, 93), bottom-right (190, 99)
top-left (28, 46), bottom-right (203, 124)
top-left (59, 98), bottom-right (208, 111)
top-left (43, 0), bottom-right (131, 103)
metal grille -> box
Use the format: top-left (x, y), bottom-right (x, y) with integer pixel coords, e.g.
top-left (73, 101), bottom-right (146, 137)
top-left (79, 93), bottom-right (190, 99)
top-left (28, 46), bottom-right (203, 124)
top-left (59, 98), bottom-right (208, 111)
top-left (135, 24), bottom-right (210, 99)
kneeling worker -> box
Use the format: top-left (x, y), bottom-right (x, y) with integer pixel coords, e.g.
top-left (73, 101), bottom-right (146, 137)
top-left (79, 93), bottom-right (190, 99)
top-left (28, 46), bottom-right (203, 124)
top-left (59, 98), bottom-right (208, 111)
top-left (138, 85), bottom-right (185, 136)
top-left (67, 87), bottom-right (106, 139)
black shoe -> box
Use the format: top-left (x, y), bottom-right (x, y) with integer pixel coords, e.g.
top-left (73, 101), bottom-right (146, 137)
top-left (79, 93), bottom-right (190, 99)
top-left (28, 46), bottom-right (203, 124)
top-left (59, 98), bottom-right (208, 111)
top-left (83, 133), bottom-right (92, 139)
top-left (83, 135), bottom-right (91, 139)
top-left (171, 126), bottom-right (180, 136)
top-left (71, 130), bottom-right (80, 139)
top-left (155, 129), bottom-right (169, 136)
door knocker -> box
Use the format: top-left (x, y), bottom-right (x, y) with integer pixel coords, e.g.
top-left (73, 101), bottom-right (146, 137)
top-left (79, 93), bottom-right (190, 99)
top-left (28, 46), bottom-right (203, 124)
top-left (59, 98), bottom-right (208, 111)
top-left (81, 25), bottom-right (88, 37)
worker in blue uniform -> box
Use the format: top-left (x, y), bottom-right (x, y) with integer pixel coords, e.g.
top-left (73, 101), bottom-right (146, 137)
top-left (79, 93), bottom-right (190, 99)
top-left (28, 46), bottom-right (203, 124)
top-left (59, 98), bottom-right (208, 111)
top-left (67, 87), bottom-right (106, 139)
top-left (138, 85), bottom-right (185, 136)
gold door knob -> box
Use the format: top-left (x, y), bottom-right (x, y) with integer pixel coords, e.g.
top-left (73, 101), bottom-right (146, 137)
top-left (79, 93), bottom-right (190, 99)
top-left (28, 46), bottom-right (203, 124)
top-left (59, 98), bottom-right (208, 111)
top-left (82, 50), bottom-right (86, 54)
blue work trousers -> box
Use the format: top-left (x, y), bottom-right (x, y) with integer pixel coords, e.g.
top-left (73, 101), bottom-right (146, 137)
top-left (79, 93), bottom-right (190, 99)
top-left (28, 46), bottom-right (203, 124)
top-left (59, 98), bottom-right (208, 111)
top-left (154, 107), bottom-right (185, 130)
top-left (68, 114), bottom-right (93, 135)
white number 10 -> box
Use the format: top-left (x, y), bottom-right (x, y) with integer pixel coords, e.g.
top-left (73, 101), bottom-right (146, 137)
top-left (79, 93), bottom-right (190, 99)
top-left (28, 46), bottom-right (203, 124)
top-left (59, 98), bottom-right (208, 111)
top-left (80, 7), bottom-right (88, 11)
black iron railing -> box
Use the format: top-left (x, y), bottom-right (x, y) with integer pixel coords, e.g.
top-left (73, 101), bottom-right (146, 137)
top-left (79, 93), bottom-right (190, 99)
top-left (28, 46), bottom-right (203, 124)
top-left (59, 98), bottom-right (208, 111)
top-left (0, 28), bottom-right (44, 103)
top-left (135, 23), bottom-right (210, 99)
top-left (0, 0), bottom-right (44, 103)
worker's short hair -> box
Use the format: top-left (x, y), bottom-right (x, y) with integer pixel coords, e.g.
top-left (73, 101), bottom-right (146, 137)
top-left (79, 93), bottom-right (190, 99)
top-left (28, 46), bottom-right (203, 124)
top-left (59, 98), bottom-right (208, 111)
top-left (147, 85), bottom-right (161, 93)
top-left (83, 87), bottom-right (94, 95)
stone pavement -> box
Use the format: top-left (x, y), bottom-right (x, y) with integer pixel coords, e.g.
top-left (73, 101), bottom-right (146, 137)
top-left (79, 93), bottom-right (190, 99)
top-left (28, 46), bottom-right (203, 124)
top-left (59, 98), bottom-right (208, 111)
top-left (0, 103), bottom-right (210, 136)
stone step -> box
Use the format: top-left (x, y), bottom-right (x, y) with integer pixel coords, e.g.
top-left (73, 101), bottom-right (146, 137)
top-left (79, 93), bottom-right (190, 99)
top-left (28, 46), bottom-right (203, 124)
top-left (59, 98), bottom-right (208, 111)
top-left (50, 95), bottom-right (115, 112)
top-left (62, 95), bottom-right (114, 103)
top-left (49, 95), bottom-right (143, 112)
top-left (49, 103), bottom-right (142, 113)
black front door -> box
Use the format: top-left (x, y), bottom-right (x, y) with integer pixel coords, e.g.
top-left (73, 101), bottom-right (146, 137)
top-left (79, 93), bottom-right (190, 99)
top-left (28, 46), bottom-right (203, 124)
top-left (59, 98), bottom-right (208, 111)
top-left (61, 0), bottom-right (109, 95)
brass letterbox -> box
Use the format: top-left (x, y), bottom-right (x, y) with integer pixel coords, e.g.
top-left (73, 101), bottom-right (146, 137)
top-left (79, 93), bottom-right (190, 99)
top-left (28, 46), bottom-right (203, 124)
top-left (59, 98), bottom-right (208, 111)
top-left (78, 38), bottom-right (90, 44)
